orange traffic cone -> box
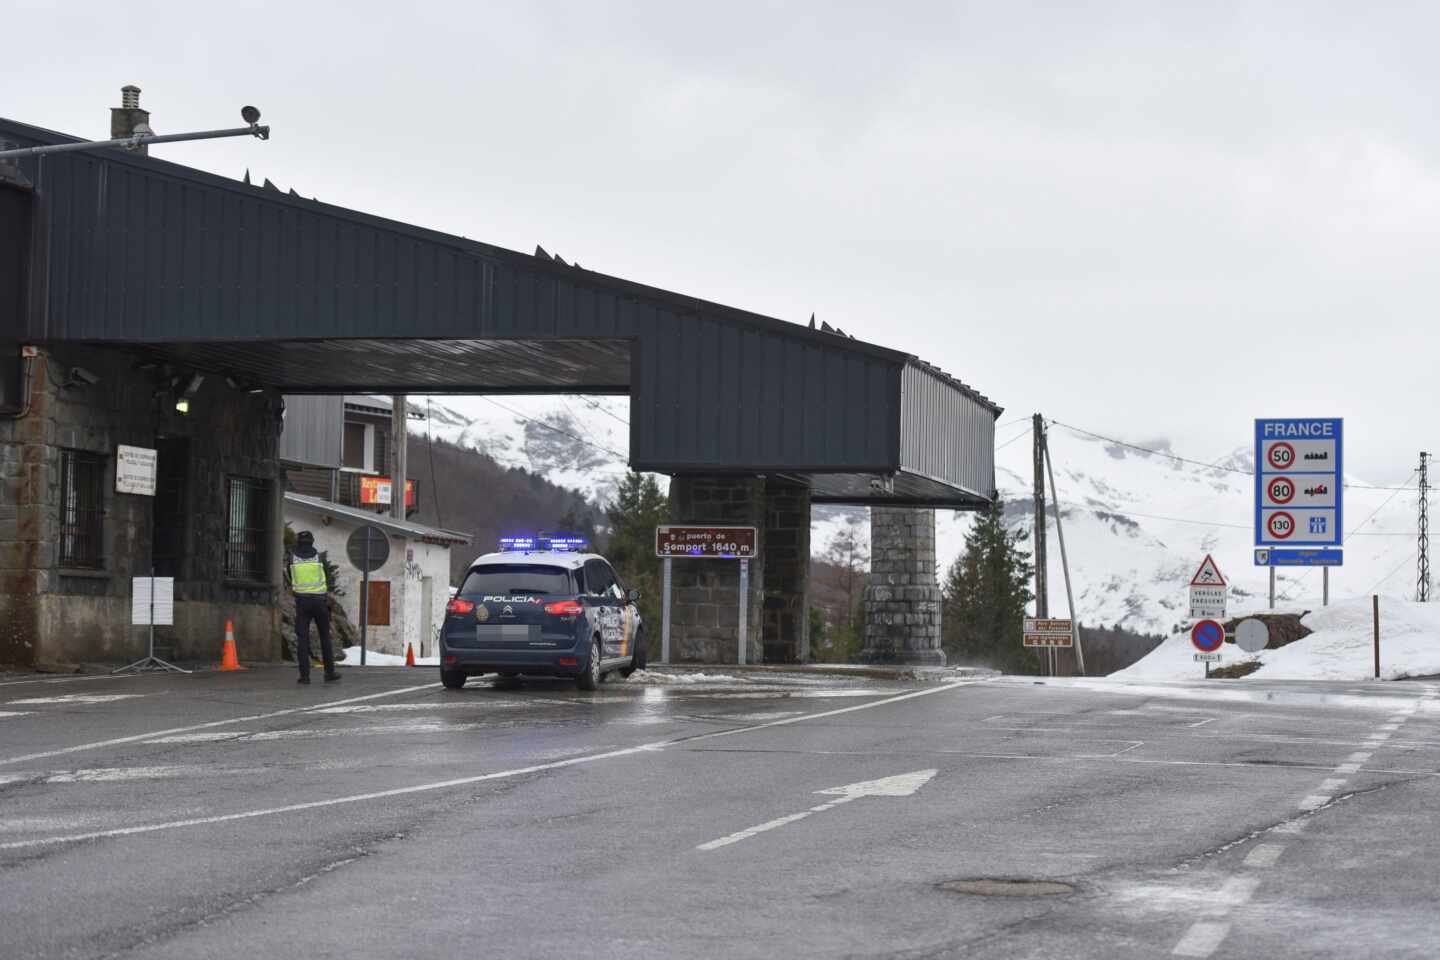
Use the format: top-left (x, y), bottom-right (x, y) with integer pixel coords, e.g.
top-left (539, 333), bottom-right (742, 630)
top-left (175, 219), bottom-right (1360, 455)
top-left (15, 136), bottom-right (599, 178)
top-left (405, 642), bottom-right (416, 667)
top-left (217, 619), bottom-right (245, 671)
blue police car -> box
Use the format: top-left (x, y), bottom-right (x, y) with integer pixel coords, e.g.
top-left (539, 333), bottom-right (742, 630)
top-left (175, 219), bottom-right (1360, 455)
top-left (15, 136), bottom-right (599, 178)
top-left (439, 537), bottom-right (647, 691)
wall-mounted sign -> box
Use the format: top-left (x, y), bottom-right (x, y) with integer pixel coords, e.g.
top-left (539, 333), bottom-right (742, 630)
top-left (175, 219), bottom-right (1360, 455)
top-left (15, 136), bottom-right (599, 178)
top-left (359, 476), bottom-right (415, 508)
top-left (655, 525), bottom-right (758, 558)
top-left (115, 445), bottom-right (157, 496)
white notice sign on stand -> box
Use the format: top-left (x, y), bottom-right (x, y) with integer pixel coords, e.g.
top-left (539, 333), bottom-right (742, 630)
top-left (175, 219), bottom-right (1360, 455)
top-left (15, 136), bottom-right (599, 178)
top-left (131, 577), bottom-right (175, 626)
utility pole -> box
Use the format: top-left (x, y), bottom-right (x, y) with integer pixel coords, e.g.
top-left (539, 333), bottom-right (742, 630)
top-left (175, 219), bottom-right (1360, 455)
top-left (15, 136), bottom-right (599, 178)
top-left (1033, 414), bottom-right (1049, 619)
top-left (1033, 414), bottom-right (1051, 677)
top-left (1419, 452), bottom-right (1431, 602)
top-left (1042, 429), bottom-right (1087, 676)
top-left (391, 396), bottom-right (408, 521)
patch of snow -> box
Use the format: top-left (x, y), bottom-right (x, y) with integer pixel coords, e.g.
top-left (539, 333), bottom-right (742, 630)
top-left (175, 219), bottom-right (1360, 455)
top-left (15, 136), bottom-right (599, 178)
top-left (340, 646), bottom-right (439, 667)
top-left (621, 670), bottom-right (745, 684)
top-left (1112, 596), bottom-right (1440, 682)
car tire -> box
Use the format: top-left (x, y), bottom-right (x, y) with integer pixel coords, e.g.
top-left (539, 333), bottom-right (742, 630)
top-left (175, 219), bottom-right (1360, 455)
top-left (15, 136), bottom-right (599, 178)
top-left (620, 629), bottom-right (647, 677)
top-left (576, 637), bottom-right (601, 691)
top-left (440, 668), bottom-right (467, 690)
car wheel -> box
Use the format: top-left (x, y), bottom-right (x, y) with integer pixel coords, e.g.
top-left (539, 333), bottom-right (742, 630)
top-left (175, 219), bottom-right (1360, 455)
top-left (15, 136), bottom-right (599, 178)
top-left (576, 637), bottom-right (601, 691)
top-left (620, 629), bottom-right (647, 677)
top-left (440, 667), bottom-right (467, 690)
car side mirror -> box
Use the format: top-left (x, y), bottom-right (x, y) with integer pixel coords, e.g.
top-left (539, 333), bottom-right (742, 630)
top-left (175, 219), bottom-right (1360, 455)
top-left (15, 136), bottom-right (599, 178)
top-left (627, 589), bottom-right (641, 603)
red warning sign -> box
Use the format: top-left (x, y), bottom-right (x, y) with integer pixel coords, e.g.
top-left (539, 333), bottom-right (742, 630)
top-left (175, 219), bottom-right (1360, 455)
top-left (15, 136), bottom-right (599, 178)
top-left (1266, 441), bottom-right (1296, 470)
top-left (1267, 476), bottom-right (1295, 505)
top-left (1267, 511), bottom-right (1296, 540)
top-left (1189, 554), bottom-right (1227, 587)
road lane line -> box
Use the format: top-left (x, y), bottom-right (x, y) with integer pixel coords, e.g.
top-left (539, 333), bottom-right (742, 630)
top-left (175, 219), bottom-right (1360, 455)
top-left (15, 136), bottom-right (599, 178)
top-left (1172, 921), bottom-right (1231, 957)
top-left (1347, 751), bottom-right (1372, 762)
top-left (0, 680), bottom-right (979, 850)
top-left (1243, 843), bottom-right (1284, 868)
top-left (696, 809), bottom-right (833, 851)
top-left (0, 683), bottom-right (442, 767)
top-left (7, 694), bottom-right (146, 705)
top-left (1318, 778), bottom-right (1347, 793)
top-left (1334, 763), bottom-right (1361, 774)
top-left (1298, 794), bottom-right (1331, 810)
top-left (1187, 717), bottom-right (1216, 727)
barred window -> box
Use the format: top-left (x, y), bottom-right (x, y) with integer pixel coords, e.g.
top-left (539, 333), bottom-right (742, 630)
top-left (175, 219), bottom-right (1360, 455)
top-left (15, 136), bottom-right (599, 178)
top-left (59, 450), bottom-right (105, 568)
top-left (224, 477), bottom-right (270, 580)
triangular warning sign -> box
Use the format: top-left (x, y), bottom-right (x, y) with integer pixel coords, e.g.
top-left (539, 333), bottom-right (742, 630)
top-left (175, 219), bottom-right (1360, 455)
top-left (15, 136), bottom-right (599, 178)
top-left (1190, 554), bottom-right (1227, 587)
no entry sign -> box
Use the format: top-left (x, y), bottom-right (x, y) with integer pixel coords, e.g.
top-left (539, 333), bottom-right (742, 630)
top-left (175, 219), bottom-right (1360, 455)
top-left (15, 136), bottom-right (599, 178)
top-left (1191, 619), bottom-right (1225, 653)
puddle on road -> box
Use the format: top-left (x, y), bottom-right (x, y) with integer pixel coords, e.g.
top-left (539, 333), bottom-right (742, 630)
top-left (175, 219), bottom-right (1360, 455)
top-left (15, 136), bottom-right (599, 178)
top-left (938, 878), bottom-right (1075, 897)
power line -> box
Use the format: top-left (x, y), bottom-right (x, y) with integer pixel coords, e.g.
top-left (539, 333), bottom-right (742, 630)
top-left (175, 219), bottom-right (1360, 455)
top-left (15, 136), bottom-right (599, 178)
top-left (1278, 468), bottom-right (1418, 601)
top-left (1368, 548), bottom-right (1418, 596)
top-left (1049, 419), bottom-right (1419, 491)
top-left (480, 396), bottom-right (629, 462)
top-left (994, 425), bottom-right (1031, 453)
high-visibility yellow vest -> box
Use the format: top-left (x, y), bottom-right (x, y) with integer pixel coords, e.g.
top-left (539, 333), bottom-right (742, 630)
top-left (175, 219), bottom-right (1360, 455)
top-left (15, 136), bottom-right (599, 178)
top-left (290, 558), bottom-right (327, 595)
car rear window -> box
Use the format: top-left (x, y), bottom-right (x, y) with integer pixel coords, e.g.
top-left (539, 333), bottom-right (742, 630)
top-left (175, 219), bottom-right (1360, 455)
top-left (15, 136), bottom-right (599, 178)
top-left (457, 564), bottom-right (573, 597)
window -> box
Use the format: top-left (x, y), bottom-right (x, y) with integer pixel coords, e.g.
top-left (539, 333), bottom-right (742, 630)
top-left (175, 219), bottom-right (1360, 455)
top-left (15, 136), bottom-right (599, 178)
top-left (59, 449), bottom-right (104, 568)
top-left (341, 422), bottom-right (375, 472)
top-left (224, 477), bottom-right (270, 580)
top-left (457, 564), bottom-right (574, 597)
top-left (583, 560), bottom-right (616, 597)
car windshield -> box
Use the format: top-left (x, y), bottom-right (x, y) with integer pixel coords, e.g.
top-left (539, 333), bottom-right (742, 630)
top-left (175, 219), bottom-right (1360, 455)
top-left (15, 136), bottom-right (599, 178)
top-left (457, 564), bottom-right (572, 597)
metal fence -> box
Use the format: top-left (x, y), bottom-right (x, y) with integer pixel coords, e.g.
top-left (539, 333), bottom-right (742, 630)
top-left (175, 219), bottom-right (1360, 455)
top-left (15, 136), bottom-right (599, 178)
top-left (224, 476), bottom-right (270, 581)
top-left (59, 449), bottom-right (104, 568)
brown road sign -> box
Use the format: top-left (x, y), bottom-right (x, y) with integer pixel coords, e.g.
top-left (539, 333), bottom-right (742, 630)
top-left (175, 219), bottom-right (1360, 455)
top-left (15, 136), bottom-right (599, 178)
top-left (655, 525), bottom-right (758, 558)
top-left (1023, 618), bottom-right (1073, 635)
top-left (1023, 633), bottom-right (1074, 648)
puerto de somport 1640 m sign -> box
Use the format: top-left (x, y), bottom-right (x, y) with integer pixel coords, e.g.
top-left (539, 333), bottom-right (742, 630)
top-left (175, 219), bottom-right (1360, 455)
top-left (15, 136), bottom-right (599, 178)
top-left (1254, 418), bottom-right (1343, 549)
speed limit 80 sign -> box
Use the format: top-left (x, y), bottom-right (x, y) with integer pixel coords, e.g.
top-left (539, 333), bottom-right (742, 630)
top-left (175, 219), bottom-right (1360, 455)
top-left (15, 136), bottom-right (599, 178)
top-left (1255, 419), bottom-right (1343, 547)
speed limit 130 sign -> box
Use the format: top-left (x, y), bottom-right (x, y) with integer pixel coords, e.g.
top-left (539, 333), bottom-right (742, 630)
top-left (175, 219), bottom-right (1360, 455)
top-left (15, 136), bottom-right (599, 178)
top-left (1255, 418), bottom-right (1343, 547)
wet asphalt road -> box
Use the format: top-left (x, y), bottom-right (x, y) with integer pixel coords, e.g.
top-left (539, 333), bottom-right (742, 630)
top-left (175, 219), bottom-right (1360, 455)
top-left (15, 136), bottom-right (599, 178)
top-left (1, 666), bottom-right (1437, 959)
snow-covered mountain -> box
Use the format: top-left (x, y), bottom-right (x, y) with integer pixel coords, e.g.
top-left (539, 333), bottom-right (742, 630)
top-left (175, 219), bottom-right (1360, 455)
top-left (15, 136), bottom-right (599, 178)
top-left (407, 396), bottom-right (1425, 636)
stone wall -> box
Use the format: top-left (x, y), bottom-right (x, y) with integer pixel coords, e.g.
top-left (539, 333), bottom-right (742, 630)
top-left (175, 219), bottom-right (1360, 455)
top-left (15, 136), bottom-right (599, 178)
top-left (762, 476), bottom-right (810, 663)
top-left (862, 507), bottom-right (945, 665)
top-left (666, 474), bottom-right (765, 663)
top-left (0, 345), bottom-right (284, 667)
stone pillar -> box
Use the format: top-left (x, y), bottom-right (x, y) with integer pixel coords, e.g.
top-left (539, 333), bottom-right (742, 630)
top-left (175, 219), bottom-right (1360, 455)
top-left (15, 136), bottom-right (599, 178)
top-left (667, 474), bottom-right (765, 663)
top-left (862, 507), bottom-right (944, 665)
top-left (762, 476), bottom-right (810, 663)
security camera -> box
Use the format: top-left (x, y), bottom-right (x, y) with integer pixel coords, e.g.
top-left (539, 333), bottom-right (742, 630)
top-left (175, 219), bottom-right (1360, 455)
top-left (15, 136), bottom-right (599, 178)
top-left (241, 105), bottom-right (261, 125)
top-left (869, 477), bottom-right (884, 491)
top-left (65, 366), bottom-right (100, 387)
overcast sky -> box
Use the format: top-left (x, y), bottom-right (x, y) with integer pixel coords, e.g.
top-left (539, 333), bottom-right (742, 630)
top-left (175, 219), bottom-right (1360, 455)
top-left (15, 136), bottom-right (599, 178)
top-left (10, 1), bottom-right (1437, 483)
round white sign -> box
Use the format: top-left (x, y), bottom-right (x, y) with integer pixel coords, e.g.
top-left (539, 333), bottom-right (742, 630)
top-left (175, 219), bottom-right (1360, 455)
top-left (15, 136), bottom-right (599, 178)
top-left (1235, 618), bottom-right (1269, 654)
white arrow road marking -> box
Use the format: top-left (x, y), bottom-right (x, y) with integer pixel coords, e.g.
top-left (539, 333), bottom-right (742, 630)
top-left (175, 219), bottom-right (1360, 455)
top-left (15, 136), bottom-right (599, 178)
top-left (696, 769), bottom-right (937, 852)
top-left (7, 694), bottom-right (146, 705)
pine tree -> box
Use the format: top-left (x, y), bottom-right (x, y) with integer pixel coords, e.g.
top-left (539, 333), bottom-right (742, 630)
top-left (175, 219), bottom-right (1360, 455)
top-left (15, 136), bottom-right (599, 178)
top-left (941, 500), bottom-right (1039, 673)
top-left (603, 472), bottom-right (669, 658)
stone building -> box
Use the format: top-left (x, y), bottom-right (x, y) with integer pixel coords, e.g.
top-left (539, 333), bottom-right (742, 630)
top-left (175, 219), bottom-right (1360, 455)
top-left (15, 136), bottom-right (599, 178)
top-left (0, 345), bottom-right (285, 667)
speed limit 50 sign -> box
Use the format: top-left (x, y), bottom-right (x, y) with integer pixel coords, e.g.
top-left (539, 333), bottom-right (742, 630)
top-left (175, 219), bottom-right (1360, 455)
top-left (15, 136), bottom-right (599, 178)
top-left (1255, 419), bottom-right (1343, 547)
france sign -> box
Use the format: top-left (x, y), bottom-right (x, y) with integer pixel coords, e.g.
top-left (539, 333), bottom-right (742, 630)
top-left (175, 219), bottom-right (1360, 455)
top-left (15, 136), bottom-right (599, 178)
top-left (1255, 419), bottom-right (1343, 547)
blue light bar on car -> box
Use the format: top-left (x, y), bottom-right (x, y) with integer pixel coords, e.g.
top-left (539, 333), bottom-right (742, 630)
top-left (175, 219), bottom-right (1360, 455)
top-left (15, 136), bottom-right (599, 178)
top-left (498, 536), bottom-right (590, 553)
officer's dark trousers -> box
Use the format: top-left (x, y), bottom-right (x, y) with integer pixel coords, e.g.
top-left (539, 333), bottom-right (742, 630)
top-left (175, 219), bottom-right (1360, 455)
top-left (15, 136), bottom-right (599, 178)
top-left (294, 595), bottom-right (336, 679)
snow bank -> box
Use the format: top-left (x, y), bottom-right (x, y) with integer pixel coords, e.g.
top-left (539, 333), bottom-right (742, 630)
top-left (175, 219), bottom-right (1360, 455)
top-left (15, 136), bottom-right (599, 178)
top-left (620, 670), bottom-right (744, 685)
top-left (1111, 597), bottom-right (1440, 682)
top-left (340, 646), bottom-right (439, 667)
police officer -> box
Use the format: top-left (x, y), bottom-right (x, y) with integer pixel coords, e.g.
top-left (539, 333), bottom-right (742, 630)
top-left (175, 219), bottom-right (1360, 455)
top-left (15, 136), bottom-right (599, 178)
top-left (287, 530), bottom-right (340, 685)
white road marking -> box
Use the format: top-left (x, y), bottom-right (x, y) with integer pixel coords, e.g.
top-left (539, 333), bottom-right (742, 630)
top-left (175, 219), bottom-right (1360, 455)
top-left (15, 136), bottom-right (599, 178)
top-left (1318, 777), bottom-right (1347, 793)
top-left (1380, 723), bottom-right (1401, 732)
top-left (1243, 843), bottom-right (1284, 868)
top-left (1347, 751), bottom-right (1373, 762)
top-left (1272, 819), bottom-right (1307, 835)
top-left (0, 683), bottom-right (442, 767)
top-left (0, 711), bottom-right (32, 719)
top-left (1187, 717), bottom-right (1216, 728)
top-left (1211, 876), bottom-right (1260, 910)
top-left (0, 674), bottom-right (125, 688)
top-left (696, 769), bottom-right (937, 851)
top-left (1299, 794), bottom-right (1331, 810)
top-left (144, 732), bottom-right (248, 744)
top-left (7, 694), bottom-right (146, 705)
top-left (0, 765), bottom-right (261, 785)
top-left (0, 681), bottom-right (979, 850)
top-left (1364, 732), bottom-right (1391, 742)
top-left (313, 701), bottom-right (535, 713)
top-left (1335, 763), bottom-right (1361, 774)
top-left (1172, 921), bottom-right (1231, 957)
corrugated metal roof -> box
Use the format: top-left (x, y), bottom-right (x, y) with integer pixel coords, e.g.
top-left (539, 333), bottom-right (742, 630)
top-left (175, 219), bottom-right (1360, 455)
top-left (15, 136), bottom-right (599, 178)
top-left (285, 492), bottom-right (470, 544)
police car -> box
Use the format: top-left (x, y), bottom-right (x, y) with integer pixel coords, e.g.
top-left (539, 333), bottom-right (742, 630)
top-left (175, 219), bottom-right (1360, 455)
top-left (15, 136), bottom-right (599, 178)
top-left (439, 536), bottom-right (647, 691)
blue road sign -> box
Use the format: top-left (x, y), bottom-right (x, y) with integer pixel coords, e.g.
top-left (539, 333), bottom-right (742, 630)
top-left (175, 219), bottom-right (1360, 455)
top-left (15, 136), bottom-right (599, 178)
top-left (1255, 418), bottom-right (1343, 547)
top-left (1254, 548), bottom-right (1344, 567)
top-left (1191, 619), bottom-right (1225, 653)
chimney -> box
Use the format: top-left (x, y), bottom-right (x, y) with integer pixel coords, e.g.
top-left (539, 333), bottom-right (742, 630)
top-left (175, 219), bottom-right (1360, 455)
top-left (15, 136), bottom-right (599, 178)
top-left (110, 85), bottom-right (152, 155)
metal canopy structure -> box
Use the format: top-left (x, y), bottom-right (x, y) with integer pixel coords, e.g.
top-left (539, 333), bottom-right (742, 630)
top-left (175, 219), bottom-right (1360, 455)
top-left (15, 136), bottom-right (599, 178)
top-left (0, 116), bottom-right (1000, 507)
